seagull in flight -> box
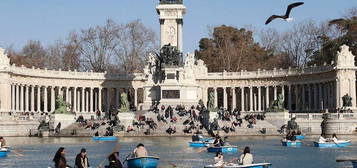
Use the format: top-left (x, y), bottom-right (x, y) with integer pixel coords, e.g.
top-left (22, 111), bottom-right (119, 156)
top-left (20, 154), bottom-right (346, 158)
top-left (265, 2), bottom-right (304, 25)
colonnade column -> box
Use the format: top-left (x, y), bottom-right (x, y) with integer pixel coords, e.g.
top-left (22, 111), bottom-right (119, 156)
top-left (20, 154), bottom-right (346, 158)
top-left (302, 84), bottom-right (305, 111)
top-left (134, 88), bottom-right (138, 108)
top-left (31, 85), bottom-right (34, 112)
top-left (265, 86), bottom-right (270, 109)
top-left (319, 83), bottom-right (323, 110)
top-left (288, 85), bottom-right (292, 111)
top-left (11, 84), bottom-right (15, 112)
top-left (37, 86), bottom-right (41, 112)
top-left (85, 89), bottom-right (89, 112)
top-left (51, 87), bottom-right (55, 112)
top-left (281, 85), bottom-right (285, 101)
top-left (25, 85), bottom-right (29, 112)
top-left (43, 86), bottom-right (47, 112)
top-left (214, 88), bottom-right (217, 108)
top-left (223, 87), bottom-right (227, 109)
top-left (232, 87), bottom-right (236, 110)
top-left (241, 87), bottom-right (245, 112)
top-left (314, 84), bottom-right (318, 111)
top-left (90, 87), bottom-right (93, 113)
top-left (98, 87), bottom-right (102, 113)
top-left (106, 88), bottom-right (110, 114)
top-left (19, 85), bottom-right (24, 112)
top-left (295, 85), bottom-right (299, 111)
top-left (274, 86), bottom-right (277, 100)
top-left (73, 87), bottom-right (77, 113)
top-left (249, 87), bottom-right (253, 112)
top-left (307, 84), bottom-right (312, 111)
top-left (258, 86), bottom-right (262, 112)
top-left (116, 88), bottom-right (120, 109)
top-left (81, 88), bottom-right (85, 112)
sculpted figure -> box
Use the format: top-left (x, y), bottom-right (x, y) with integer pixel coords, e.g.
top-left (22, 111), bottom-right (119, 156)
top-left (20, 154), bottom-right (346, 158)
top-left (120, 92), bottom-right (130, 112)
top-left (208, 91), bottom-right (215, 110)
top-left (342, 93), bottom-right (352, 107)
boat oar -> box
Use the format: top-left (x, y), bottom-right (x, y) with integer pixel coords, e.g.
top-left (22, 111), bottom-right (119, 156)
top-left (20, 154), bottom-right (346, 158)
top-left (196, 147), bottom-right (207, 153)
top-left (336, 158), bottom-right (357, 162)
top-left (11, 149), bottom-right (24, 157)
top-left (122, 153), bottom-right (132, 165)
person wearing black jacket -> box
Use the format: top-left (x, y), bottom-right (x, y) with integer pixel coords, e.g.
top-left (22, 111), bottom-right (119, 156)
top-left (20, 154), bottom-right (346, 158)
top-left (106, 152), bottom-right (123, 168)
top-left (52, 147), bottom-right (72, 168)
top-left (75, 148), bottom-right (90, 168)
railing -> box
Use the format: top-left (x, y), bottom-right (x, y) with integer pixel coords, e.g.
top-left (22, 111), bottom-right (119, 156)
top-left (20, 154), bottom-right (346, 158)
top-left (291, 113), bottom-right (357, 120)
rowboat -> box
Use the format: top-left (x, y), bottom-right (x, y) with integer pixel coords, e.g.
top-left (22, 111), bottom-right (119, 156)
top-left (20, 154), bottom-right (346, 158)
top-left (314, 140), bottom-right (351, 148)
top-left (207, 146), bottom-right (238, 153)
top-left (189, 141), bottom-right (212, 147)
top-left (92, 136), bottom-right (118, 141)
top-left (200, 137), bottom-right (214, 142)
top-left (295, 135), bottom-right (305, 140)
top-left (281, 139), bottom-right (302, 147)
top-left (204, 163), bottom-right (272, 168)
top-left (126, 156), bottom-right (160, 168)
top-left (336, 158), bottom-right (357, 168)
top-left (353, 161), bottom-right (357, 168)
top-left (0, 148), bottom-right (9, 158)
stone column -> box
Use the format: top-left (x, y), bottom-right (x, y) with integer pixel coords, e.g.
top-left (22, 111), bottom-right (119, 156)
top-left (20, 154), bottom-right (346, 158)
top-left (307, 84), bottom-right (311, 111)
top-left (65, 87), bottom-right (69, 105)
top-left (160, 19), bottom-right (165, 47)
top-left (295, 85), bottom-right (299, 111)
top-left (319, 83), bottom-right (323, 110)
top-left (214, 88), bottom-right (218, 108)
top-left (274, 86), bottom-right (277, 100)
top-left (44, 86), bottom-right (48, 112)
top-left (241, 87), bottom-right (245, 112)
top-left (265, 86), bottom-right (270, 109)
top-left (314, 84), bottom-right (318, 111)
top-left (177, 19), bottom-right (183, 52)
top-left (51, 87), bottom-right (55, 112)
top-left (20, 85), bottom-right (24, 112)
top-left (288, 85), bottom-right (292, 111)
top-left (73, 87), bottom-right (77, 113)
top-left (81, 88), bottom-right (85, 113)
top-left (85, 89), bottom-right (89, 112)
top-left (16, 85), bottom-right (20, 112)
top-left (258, 86), bottom-right (262, 112)
top-left (106, 88), bottom-right (110, 114)
top-left (31, 85), bottom-right (34, 112)
top-left (134, 88), bottom-right (138, 108)
top-left (11, 84), bottom-right (15, 112)
top-left (90, 87), bottom-right (93, 113)
top-left (223, 87), bottom-right (227, 109)
top-left (59, 87), bottom-right (63, 99)
top-left (25, 85), bottom-right (29, 112)
top-left (281, 85), bottom-right (285, 100)
top-left (98, 87), bottom-right (102, 112)
top-left (249, 87), bottom-right (253, 112)
top-left (232, 87), bottom-right (236, 110)
top-left (253, 93), bottom-right (257, 111)
top-left (37, 86), bottom-right (41, 112)
top-left (302, 84), bottom-right (305, 111)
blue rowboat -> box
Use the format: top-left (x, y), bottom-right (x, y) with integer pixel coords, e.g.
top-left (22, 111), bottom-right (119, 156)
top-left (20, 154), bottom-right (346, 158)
top-left (0, 149), bottom-right (9, 158)
top-left (200, 137), bottom-right (214, 142)
top-left (207, 146), bottom-right (238, 153)
top-left (295, 135), bottom-right (305, 140)
top-left (314, 140), bottom-right (351, 148)
top-left (189, 141), bottom-right (211, 147)
top-left (281, 139), bottom-right (302, 147)
top-left (92, 136), bottom-right (118, 141)
top-left (126, 156), bottom-right (160, 168)
top-left (204, 163), bottom-right (272, 168)
top-left (352, 161), bottom-right (357, 168)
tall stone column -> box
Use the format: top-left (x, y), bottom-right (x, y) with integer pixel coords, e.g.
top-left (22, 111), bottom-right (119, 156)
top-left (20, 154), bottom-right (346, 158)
top-left (288, 85), bottom-right (292, 111)
top-left (106, 88), bottom-right (110, 114)
top-left (31, 85), bottom-right (34, 112)
top-left (159, 19), bottom-right (165, 47)
top-left (116, 88), bottom-right (120, 109)
top-left (314, 84), bottom-right (318, 111)
top-left (265, 86), bottom-right (270, 109)
top-left (51, 87), bottom-right (55, 112)
top-left (319, 83), bottom-right (323, 110)
top-left (177, 19), bottom-right (183, 52)
top-left (274, 86), bottom-right (277, 100)
top-left (134, 88), bottom-right (138, 108)
top-left (68, 87), bottom-right (72, 109)
top-left (249, 87), bottom-right (253, 112)
top-left (16, 85), bottom-right (20, 112)
top-left (73, 87), bottom-right (77, 113)
top-left (11, 84), bottom-right (15, 112)
top-left (295, 85), bottom-right (299, 111)
top-left (90, 87), bottom-right (93, 113)
top-left (223, 87), bottom-right (227, 109)
top-left (307, 84), bottom-right (311, 111)
top-left (241, 87), bottom-right (245, 112)
top-left (44, 86), bottom-right (48, 112)
top-left (302, 84), bottom-right (305, 111)
top-left (214, 88), bottom-right (218, 108)
top-left (98, 87), bottom-right (102, 112)
top-left (25, 85), bottom-right (29, 112)
top-left (258, 86), bottom-right (262, 112)
top-left (37, 86), bottom-right (41, 112)
top-left (232, 87), bottom-right (236, 110)
top-left (81, 88), bottom-right (85, 113)
top-left (85, 89), bottom-right (89, 112)
top-left (20, 85), bottom-right (24, 112)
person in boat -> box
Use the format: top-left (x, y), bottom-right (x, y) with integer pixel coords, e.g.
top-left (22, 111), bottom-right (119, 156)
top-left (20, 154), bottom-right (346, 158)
top-left (239, 146), bottom-right (253, 165)
top-left (53, 147), bottom-right (72, 168)
top-left (319, 134), bottom-right (326, 143)
top-left (132, 143), bottom-right (148, 158)
top-left (213, 135), bottom-right (224, 147)
top-left (106, 152), bottom-right (123, 168)
top-left (214, 152), bottom-right (224, 166)
top-left (75, 148), bottom-right (90, 168)
top-left (332, 133), bottom-right (338, 142)
top-left (94, 131), bottom-right (99, 137)
top-left (192, 133), bottom-right (200, 142)
top-left (0, 137), bottom-right (7, 148)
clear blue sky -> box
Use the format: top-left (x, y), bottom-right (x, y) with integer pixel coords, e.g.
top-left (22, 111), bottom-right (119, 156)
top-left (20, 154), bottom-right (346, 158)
top-left (0, 0), bottom-right (355, 53)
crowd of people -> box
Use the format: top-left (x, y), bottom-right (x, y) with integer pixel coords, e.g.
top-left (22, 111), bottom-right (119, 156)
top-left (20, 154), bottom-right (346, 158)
top-left (52, 143), bottom-right (149, 168)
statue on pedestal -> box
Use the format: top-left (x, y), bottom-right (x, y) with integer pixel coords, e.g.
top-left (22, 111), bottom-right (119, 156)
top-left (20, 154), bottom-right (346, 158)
top-left (266, 94), bottom-right (285, 112)
top-left (208, 91), bottom-right (215, 111)
top-left (287, 117), bottom-right (299, 132)
top-left (54, 97), bottom-right (70, 114)
top-left (119, 92), bottom-right (130, 112)
top-left (342, 93), bottom-right (352, 107)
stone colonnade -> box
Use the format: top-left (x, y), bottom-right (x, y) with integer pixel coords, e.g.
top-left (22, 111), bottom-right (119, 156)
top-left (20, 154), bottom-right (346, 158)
top-left (206, 81), bottom-right (336, 112)
top-left (9, 84), bottom-right (140, 115)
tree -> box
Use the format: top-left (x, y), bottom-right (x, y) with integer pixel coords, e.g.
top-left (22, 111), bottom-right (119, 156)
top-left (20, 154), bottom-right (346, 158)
top-left (195, 25), bottom-right (281, 72)
top-left (8, 40), bottom-right (48, 68)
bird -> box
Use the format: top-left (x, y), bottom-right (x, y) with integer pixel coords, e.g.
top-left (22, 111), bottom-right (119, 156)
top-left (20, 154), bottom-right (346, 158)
top-left (265, 2), bottom-right (304, 25)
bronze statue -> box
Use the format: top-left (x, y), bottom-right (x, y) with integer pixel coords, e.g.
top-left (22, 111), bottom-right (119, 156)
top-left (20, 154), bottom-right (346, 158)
top-left (266, 94), bottom-right (285, 112)
top-left (342, 93), bottom-right (352, 107)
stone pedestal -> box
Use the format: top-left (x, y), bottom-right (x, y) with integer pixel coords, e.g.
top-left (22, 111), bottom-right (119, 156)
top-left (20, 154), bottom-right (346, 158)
top-left (49, 114), bottom-right (76, 130)
top-left (117, 112), bottom-right (135, 129)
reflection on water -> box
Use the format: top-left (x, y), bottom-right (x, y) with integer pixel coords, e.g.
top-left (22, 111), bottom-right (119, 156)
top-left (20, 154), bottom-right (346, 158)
top-left (0, 136), bottom-right (356, 168)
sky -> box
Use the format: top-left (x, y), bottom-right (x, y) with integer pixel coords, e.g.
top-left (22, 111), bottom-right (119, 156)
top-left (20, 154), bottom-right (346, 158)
top-left (0, 0), bottom-right (356, 53)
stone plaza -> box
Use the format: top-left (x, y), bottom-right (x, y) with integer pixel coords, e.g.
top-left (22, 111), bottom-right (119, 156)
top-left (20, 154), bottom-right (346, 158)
top-left (0, 0), bottom-right (356, 136)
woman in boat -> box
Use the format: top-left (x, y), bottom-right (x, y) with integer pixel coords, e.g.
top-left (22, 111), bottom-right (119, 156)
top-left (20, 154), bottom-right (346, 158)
top-left (106, 152), bottom-right (123, 168)
top-left (214, 152), bottom-right (224, 166)
top-left (239, 146), bottom-right (253, 165)
top-left (319, 134), bottom-right (326, 143)
top-left (332, 133), bottom-right (338, 142)
top-left (75, 148), bottom-right (90, 168)
top-left (132, 143), bottom-right (148, 158)
top-left (0, 137), bottom-right (6, 148)
top-left (52, 147), bottom-right (72, 168)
